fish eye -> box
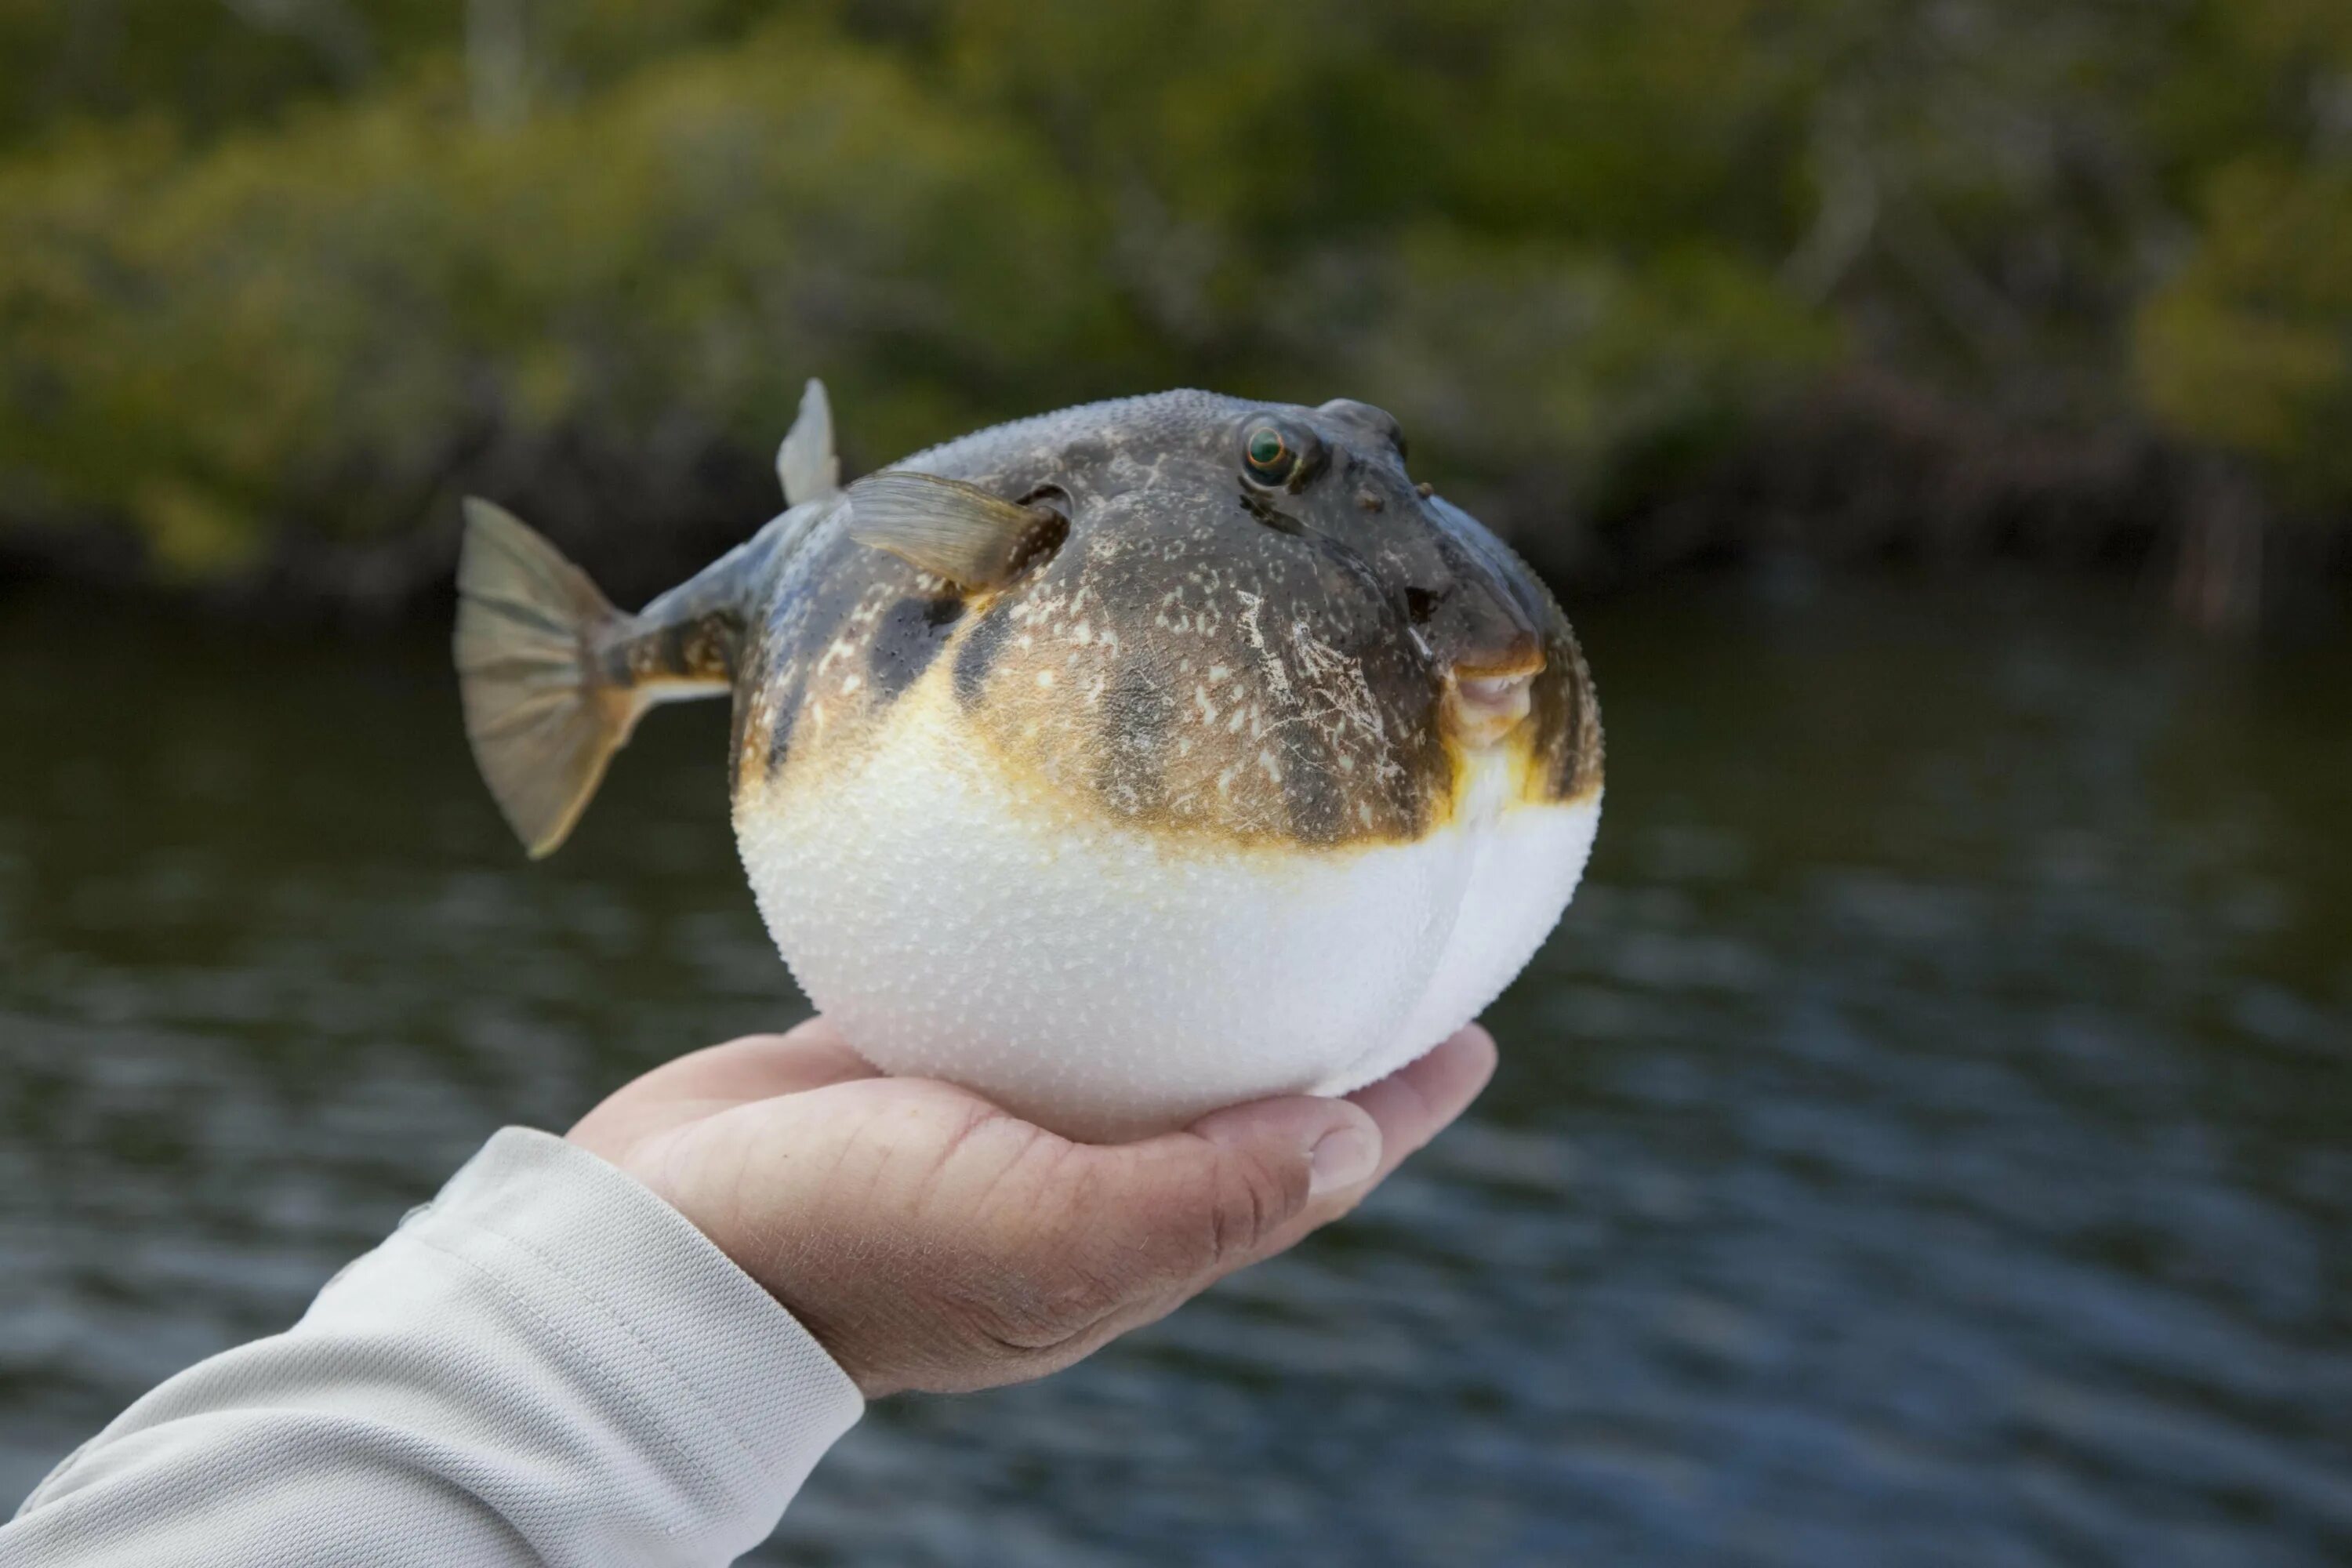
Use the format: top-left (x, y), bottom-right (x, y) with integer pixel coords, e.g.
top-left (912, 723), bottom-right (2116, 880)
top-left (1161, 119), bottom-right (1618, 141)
top-left (1240, 421), bottom-right (1302, 488)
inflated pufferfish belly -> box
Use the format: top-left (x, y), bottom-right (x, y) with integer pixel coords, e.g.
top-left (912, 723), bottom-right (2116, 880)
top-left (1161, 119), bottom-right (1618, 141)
top-left (739, 681), bottom-right (1597, 1141)
top-left (454, 383), bottom-right (1602, 1142)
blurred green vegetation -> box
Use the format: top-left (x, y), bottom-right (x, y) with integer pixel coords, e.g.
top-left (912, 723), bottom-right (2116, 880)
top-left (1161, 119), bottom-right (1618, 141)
top-left (0, 0), bottom-right (2346, 610)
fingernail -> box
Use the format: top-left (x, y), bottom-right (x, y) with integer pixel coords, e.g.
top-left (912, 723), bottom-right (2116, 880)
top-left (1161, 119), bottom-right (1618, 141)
top-left (1308, 1123), bottom-right (1380, 1196)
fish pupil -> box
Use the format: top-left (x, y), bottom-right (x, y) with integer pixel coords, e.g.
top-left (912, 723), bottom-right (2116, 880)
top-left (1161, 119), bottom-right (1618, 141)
top-left (1247, 426), bottom-right (1288, 473)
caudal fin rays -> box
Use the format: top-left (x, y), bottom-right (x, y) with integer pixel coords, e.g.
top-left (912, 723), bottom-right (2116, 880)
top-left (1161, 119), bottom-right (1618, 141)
top-left (454, 499), bottom-right (639, 859)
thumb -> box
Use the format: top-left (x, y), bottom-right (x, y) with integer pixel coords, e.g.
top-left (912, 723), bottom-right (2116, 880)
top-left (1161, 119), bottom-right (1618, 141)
top-left (1066, 1095), bottom-right (1384, 1292)
top-left (1189, 1094), bottom-right (1385, 1204)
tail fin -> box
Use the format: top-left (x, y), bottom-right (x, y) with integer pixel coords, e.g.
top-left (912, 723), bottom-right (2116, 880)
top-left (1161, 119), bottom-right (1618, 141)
top-left (453, 499), bottom-right (637, 858)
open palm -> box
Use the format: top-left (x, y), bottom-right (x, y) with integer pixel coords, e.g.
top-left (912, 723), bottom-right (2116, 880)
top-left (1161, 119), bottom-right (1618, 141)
top-left (568, 1016), bottom-right (1497, 1396)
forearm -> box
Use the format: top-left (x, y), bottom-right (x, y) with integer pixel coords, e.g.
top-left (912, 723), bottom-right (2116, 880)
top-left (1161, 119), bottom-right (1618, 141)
top-left (5, 1130), bottom-right (861, 1567)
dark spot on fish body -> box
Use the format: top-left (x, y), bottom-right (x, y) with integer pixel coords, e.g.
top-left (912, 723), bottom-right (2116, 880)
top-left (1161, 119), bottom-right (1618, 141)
top-left (763, 666), bottom-right (807, 782)
top-left (868, 593), bottom-right (965, 703)
top-left (725, 622), bottom-right (796, 793)
top-left (597, 610), bottom-right (739, 689)
top-left (733, 605), bottom-right (810, 792)
top-left (953, 605), bottom-right (1014, 710)
top-left (662, 613), bottom-right (739, 684)
top-left (731, 550), bottom-right (841, 790)
top-left (728, 681), bottom-right (753, 786)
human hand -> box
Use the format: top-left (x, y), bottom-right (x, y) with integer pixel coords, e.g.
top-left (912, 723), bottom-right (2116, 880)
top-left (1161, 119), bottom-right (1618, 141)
top-left (567, 1016), bottom-right (1496, 1398)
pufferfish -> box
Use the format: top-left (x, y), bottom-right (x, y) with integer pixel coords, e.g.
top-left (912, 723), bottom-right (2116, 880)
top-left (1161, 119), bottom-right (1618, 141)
top-left (456, 384), bottom-right (1602, 1142)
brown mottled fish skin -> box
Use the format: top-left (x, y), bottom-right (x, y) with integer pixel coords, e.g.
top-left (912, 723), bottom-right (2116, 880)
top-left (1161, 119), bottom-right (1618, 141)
top-left (654, 392), bottom-right (1609, 860)
top-left (697, 390), bottom-right (1600, 852)
top-left (597, 608), bottom-right (739, 691)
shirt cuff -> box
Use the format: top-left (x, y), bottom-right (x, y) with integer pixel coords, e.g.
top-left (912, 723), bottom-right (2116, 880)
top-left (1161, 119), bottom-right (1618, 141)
top-left (370, 1127), bottom-right (864, 1523)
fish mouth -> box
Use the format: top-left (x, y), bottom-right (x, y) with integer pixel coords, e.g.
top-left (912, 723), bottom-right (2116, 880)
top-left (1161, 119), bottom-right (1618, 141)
top-left (1442, 659), bottom-right (1542, 748)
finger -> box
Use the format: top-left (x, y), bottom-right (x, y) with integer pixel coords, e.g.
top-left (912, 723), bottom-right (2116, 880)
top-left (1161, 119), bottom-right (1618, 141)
top-left (1054, 1028), bottom-right (1499, 1304)
top-left (1040, 1094), bottom-right (1381, 1305)
top-left (1205, 1025), bottom-right (1499, 1272)
top-left (1343, 1023), bottom-right (1498, 1189)
top-left (568, 1017), bottom-right (880, 1154)
top-left (1192, 1094), bottom-right (1385, 1200)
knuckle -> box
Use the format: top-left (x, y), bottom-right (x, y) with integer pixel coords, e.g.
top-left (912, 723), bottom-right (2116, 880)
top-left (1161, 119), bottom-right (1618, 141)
top-left (943, 1265), bottom-right (1108, 1358)
top-left (1201, 1149), bottom-right (1301, 1270)
top-left (965, 1304), bottom-right (1077, 1359)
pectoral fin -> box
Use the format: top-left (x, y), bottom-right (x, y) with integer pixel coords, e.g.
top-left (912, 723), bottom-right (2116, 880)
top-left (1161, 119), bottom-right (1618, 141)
top-left (845, 470), bottom-right (1062, 590)
top-left (777, 378), bottom-right (840, 505)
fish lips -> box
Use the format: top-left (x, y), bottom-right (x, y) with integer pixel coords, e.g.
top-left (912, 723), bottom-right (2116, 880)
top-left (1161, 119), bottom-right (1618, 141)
top-left (1442, 657), bottom-right (1544, 749)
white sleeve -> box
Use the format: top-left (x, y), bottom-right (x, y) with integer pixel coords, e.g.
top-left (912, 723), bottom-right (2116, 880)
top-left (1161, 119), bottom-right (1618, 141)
top-left (3, 1128), bottom-right (864, 1567)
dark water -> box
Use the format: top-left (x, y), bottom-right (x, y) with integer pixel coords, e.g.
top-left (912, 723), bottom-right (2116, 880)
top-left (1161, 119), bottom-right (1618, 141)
top-left (2, 577), bottom-right (2347, 1566)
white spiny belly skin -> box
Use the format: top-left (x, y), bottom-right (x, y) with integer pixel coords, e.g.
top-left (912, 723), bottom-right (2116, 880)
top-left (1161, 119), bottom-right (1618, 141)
top-left (736, 675), bottom-right (1599, 1143)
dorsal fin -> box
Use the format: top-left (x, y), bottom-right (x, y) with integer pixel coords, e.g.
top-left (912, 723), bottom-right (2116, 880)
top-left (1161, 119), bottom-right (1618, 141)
top-left (844, 470), bottom-right (1062, 590)
top-left (777, 378), bottom-right (840, 505)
